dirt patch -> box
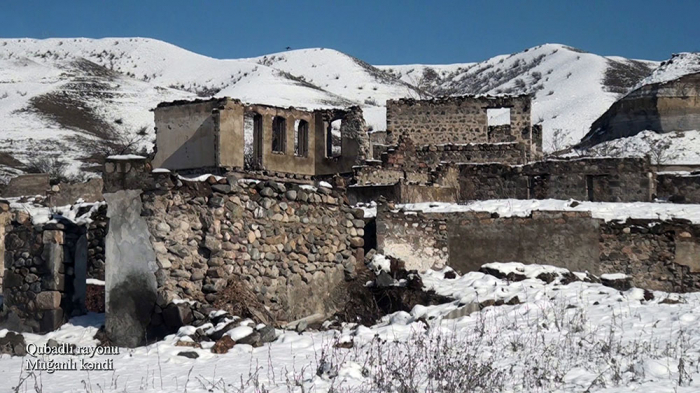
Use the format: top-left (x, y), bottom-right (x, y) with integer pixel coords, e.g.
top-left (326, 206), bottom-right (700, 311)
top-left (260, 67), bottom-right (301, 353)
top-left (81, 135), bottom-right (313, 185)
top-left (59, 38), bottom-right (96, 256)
top-left (25, 93), bottom-right (116, 140)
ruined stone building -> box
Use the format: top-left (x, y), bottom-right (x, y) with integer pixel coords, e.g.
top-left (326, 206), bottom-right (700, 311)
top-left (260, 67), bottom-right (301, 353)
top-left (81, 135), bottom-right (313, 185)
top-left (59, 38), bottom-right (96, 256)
top-left (153, 97), bottom-right (368, 178)
top-left (580, 72), bottom-right (700, 148)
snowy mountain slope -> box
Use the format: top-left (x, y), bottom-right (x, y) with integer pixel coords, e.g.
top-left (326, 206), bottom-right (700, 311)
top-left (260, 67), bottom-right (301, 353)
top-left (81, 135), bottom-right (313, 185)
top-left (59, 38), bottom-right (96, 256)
top-left (633, 52), bottom-right (700, 90)
top-left (0, 38), bottom-right (659, 181)
top-left (379, 44), bottom-right (658, 150)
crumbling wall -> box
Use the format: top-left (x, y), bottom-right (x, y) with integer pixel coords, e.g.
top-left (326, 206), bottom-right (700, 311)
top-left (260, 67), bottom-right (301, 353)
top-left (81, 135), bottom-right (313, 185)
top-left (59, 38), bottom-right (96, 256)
top-left (47, 178), bottom-right (104, 207)
top-left (2, 213), bottom-right (88, 333)
top-left (581, 72), bottom-right (700, 147)
top-left (599, 219), bottom-right (700, 292)
top-left (141, 176), bottom-right (365, 324)
top-left (103, 157), bottom-right (366, 346)
top-left (1, 174), bottom-right (50, 198)
top-left (459, 157), bottom-right (654, 202)
top-left (377, 208), bottom-right (450, 272)
top-left (0, 201), bottom-right (9, 289)
top-left (152, 98), bottom-right (225, 170)
top-left (386, 95), bottom-right (534, 148)
top-left (315, 106), bottom-right (368, 175)
top-left (86, 205), bottom-right (108, 281)
top-left (376, 206), bottom-right (700, 291)
top-left (657, 172), bottom-right (700, 203)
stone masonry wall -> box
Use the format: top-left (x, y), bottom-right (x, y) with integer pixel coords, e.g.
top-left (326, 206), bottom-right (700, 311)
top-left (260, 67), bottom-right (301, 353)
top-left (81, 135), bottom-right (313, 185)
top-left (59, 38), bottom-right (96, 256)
top-left (657, 173), bottom-right (700, 203)
top-left (599, 219), bottom-right (700, 292)
top-left (142, 175), bottom-right (366, 324)
top-left (386, 95), bottom-right (532, 147)
top-left (458, 157), bottom-right (654, 202)
top-left (376, 206), bottom-right (700, 291)
top-left (0, 201), bottom-right (9, 289)
top-left (2, 213), bottom-right (88, 333)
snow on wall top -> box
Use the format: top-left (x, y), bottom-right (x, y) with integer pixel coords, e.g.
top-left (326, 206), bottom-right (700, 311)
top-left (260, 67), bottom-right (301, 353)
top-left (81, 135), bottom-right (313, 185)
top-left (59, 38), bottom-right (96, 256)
top-left (389, 199), bottom-right (700, 224)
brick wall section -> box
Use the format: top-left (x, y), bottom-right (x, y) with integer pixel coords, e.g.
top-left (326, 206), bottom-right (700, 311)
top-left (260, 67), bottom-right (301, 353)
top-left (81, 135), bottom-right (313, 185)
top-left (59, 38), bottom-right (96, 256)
top-left (457, 157), bottom-right (654, 202)
top-left (657, 173), bottom-right (700, 203)
top-left (377, 206), bottom-right (700, 291)
top-left (140, 173), bottom-right (366, 323)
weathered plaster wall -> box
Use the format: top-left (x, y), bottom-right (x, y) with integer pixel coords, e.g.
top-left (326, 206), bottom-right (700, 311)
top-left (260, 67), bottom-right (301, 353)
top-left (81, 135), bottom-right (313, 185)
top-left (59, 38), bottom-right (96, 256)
top-left (251, 105), bottom-right (317, 176)
top-left (153, 98), bottom-right (223, 170)
top-left (657, 173), bottom-right (700, 203)
top-left (104, 189), bottom-right (158, 348)
top-left (217, 101), bottom-right (246, 169)
top-left (581, 72), bottom-right (700, 147)
top-left (377, 209), bottom-right (450, 272)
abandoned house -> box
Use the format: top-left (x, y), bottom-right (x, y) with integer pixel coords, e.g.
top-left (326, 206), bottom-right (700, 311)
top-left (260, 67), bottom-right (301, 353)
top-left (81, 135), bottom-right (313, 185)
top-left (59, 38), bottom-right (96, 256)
top-left (152, 97), bottom-right (369, 178)
top-left (580, 71), bottom-right (700, 148)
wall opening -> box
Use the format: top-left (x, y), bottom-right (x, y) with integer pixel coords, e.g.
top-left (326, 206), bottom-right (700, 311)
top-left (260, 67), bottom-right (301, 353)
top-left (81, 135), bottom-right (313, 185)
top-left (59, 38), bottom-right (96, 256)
top-left (487, 107), bottom-right (511, 126)
top-left (326, 119), bottom-right (342, 158)
top-left (244, 112), bottom-right (263, 170)
top-left (295, 119), bottom-right (309, 157)
top-left (272, 116), bottom-right (286, 154)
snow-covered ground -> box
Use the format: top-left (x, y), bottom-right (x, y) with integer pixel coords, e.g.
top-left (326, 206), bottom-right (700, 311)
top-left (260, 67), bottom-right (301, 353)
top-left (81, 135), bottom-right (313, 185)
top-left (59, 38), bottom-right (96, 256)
top-left (1, 262), bottom-right (699, 392)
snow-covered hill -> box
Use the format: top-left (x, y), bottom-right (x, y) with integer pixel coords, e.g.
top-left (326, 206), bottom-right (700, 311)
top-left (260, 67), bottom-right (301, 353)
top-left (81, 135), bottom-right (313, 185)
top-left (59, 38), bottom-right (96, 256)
top-left (379, 44), bottom-right (657, 151)
top-left (0, 38), bottom-right (658, 181)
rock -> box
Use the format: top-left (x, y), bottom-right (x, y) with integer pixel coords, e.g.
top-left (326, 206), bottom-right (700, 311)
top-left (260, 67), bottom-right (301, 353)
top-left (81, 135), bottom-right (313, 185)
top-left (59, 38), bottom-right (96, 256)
top-left (211, 336), bottom-right (235, 354)
top-left (177, 351), bottom-right (199, 359)
top-left (237, 331), bottom-right (262, 347)
top-left (35, 291), bottom-right (61, 310)
top-left (208, 196), bottom-right (226, 208)
top-left (0, 332), bottom-right (26, 356)
top-left (260, 187), bottom-right (275, 197)
top-left (285, 190), bottom-right (297, 200)
top-left (601, 274), bottom-right (633, 291)
top-left (375, 272), bottom-right (394, 287)
top-left (443, 270), bottom-right (457, 279)
top-left (211, 184), bottom-right (233, 194)
top-left (295, 320), bottom-right (308, 333)
top-left (258, 325), bottom-right (277, 343)
top-left (349, 237), bottom-right (364, 247)
top-left (163, 303), bottom-right (194, 329)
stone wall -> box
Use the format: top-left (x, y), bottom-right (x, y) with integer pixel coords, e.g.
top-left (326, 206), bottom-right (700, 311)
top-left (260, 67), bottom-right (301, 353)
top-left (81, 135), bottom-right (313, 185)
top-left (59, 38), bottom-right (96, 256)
top-left (377, 208), bottom-right (450, 273)
top-left (0, 201), bottom-right (9, 289)
top-left (599, 219), bottom-right (700, 292)
top-left (47, 178), bottom-right (104, 207)
top-left (376, 206), bottom-right (700, 291)
top-left (1, 174), bottom-right (50, 198)
top-left (458, 157), bottom-right (654, 202)
top-left (87, 205), bottom-right (108, 281)
top-left (2, 213), bottom-right (90, 333)
top-left (385, 95), bottom-right (540, 157)
top-left (103, 159), bottom-right (365, 346)
top-left (657, 172), bottom-right (700, 203)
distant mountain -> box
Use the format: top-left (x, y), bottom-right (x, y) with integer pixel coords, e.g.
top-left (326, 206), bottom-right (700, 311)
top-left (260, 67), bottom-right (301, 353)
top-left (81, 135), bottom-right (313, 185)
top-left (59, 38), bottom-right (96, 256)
top-left (0, 38), bottom-right (659, 181)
